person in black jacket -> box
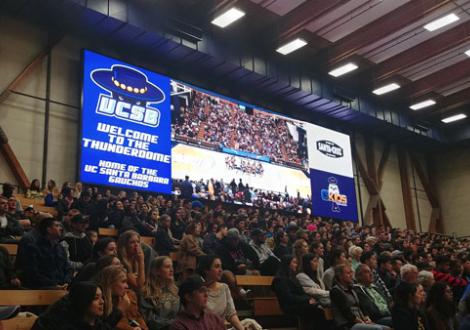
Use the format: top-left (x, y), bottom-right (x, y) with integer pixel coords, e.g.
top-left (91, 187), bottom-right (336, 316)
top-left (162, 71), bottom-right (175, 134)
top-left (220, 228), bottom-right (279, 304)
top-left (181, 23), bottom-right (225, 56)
top-left (215, 228), bottom-right (259, 275)
top-left (32, 281), bottom-right (110, 330)
top-left (0, 196), bottom-right (23, 242)
top-left (392, 282), bottom-right (429, 330)
top-left (20, 217), bottom-right (72, 289)
top-left (354, 264), bottom-right (392, 327)
top-left (271, 255), bottom-right (328, 330)
top-left (330, 264), bottom-right (387, 330)
top-left (154, 214), bottom-right (177, 256)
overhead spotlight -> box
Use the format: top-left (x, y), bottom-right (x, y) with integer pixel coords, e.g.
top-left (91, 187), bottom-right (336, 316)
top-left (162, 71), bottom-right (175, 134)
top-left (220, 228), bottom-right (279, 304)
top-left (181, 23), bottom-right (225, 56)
top-left (423, 13), bottom-right (459, 32)
top-left (372, 83), bottom-right (400, 95)
top-left (465, 49), bottom-right (470, 57)
top-left (328, 63), bottom-right (358, 77)
top-left (276, 38), bottom-right (308, 55)
top-left (441, 113), bottom-right (467, 123)
top-left (211, 7), bottom-right (245, 28)
top-left (410, 99), bottom-right (436, 110)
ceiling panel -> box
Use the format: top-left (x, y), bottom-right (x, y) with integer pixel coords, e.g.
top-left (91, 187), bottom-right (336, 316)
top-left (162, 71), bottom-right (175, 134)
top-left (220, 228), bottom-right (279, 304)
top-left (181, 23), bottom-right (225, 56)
top-left (249, 0), bottom-right (306, 16)
top-left (305, 0), bottom-right (409, 42)
top-left (436, 78), bottom-right (470, 96)
top-left (399, 40), bottom-right (470, 81)
top-left (358, 2), bottom-right (470, 63)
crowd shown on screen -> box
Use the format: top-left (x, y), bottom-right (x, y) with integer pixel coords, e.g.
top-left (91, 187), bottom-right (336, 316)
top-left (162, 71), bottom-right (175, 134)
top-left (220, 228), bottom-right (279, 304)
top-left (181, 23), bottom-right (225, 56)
top-left (2, 179), bottom-right (470, 330)
top-left (172, 90), bottom-right (305, 167)
top-left (172, 176), bottom-right (310, 213)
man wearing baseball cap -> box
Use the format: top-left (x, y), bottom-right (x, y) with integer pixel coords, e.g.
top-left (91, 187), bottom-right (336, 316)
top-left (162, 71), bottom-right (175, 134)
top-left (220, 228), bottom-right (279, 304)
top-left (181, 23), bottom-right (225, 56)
top-left (171, 275), bottom-right (225, 330)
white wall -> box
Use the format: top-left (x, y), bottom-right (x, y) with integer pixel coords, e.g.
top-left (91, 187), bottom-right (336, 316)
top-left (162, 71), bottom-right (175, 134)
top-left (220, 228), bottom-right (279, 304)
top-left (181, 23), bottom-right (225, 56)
top-left (435, 148), bottom-right (470, 236)
top-left (0, 15), bottom-right (80, 187)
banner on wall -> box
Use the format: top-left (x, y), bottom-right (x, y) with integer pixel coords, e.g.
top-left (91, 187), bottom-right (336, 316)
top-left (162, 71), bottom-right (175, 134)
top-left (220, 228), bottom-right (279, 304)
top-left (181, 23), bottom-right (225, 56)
top-left (80, 50), bottom-right (172, 193)
top-left (306, 124), bottom-right (358, 221)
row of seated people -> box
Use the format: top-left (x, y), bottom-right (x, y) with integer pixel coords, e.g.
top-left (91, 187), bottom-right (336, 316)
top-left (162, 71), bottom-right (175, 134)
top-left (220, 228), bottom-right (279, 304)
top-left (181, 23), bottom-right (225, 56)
top-left (2, 182), bottom-right (470, 329)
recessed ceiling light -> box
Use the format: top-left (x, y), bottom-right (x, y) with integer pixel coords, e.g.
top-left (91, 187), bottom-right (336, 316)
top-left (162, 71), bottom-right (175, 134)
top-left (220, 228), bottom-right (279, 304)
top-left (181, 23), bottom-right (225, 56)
top-left (328, 63), bottom-right (358, 77)
top-left (423, 13), bottom-right (459, 32)
top-left (410, 99), bottom-right (436, 110)
top-left (441, 113), bottom-right (467, 123)
top-left (211, 7), bottom-right (245, 28)
top-left (276, 38), bottom-right (308, 55)
top-left (372, 83), bottom-right (400, 95)
top-left (465, 49), bottom-right (470, 57)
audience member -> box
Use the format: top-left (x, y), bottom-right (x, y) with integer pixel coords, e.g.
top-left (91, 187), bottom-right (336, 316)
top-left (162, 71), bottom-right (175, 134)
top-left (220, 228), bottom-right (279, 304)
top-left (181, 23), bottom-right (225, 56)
top-left (392, 282), bottom-right (428, 330)
top-left (21, 217), bottom-right (72, 289)
top-left (61, 214), bottom-right (93, 271)
top-left (426, 282), bottom-right (456, 330)
top-left (154, 215), bottom-right (177, 256)
top-left (249, 228), bottom-right (280, 275)
top-left (141, 257), bottom-right (180, 330)
top-left (296, 253), bottom-right (330, 306)
top-left (171, 275), bottom-right (225, 330)
top-left (176, 222), bottom-right (205, 279)
top-left (118, 230), bottom-right (146, 290)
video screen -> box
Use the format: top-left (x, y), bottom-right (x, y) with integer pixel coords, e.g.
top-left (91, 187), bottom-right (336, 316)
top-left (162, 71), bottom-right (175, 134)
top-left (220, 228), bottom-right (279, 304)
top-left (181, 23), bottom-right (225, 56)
top-left (81, 50), bottom-right (357, 219)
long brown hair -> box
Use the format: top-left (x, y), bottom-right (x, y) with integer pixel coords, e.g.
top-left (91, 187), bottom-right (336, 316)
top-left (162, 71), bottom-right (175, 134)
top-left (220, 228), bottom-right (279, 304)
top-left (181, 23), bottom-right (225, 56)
top-left (142, 257), bottom-right (178, 302)
top-left (96, 265), bottom-right (127, 316)
top-left (117, 230), bottom-right (141, 272)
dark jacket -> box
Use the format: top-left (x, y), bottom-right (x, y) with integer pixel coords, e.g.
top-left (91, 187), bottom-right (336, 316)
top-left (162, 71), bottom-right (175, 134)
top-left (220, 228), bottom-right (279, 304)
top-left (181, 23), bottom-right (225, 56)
top-left (272, 275), bottom-right (310, 314)
top-left (330, 282), bottom-right (368, 329)
top-left (392, 305), bottom-right (430, 330)
top-left (215, 238), bottom-right (259, 274)
top-left (0, 214), bottom-right (24, 242)
top-left (154, 227), bottom-right (176, 256)
top-left (21, 235), bottom-right (73, 288)
top-left (353, 284), bottom-right (390, 322)
top-left (32, 296), bottom-right (111, 330)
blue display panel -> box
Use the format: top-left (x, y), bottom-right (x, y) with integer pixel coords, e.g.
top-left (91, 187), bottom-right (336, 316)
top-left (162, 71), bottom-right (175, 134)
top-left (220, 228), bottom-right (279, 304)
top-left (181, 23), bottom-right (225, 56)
top-left (310, 169), bottom-right (358, 221)
top-left (80, 50), bottom-right (172, 194)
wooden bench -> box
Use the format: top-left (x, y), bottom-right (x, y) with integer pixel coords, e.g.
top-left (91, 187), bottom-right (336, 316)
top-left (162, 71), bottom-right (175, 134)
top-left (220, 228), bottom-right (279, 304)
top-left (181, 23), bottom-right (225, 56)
top-left (98, 227), bottom-right (118, 237)
top-left (15, 195), bottom-right (58, 217)
top-left (235, 275), bottom-right (333, 321)
top-left (0, 290), bottom-right (67, 330)
top-left (0, 243), bottom-right (18, 256)
top-left (141, 236), bottom-right (155, 246)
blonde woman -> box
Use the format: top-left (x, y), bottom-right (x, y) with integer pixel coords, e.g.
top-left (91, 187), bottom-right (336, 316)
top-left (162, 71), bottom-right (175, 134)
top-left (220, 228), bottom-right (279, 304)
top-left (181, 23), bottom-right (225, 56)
top-left (118, 230), bottom-right (146, 290)
top-left (293, 239), bottom-right (309, 272)
top-left (141, 257), bottom-right (180, 330)
top-left (96, 265), bottom-right (148, 330)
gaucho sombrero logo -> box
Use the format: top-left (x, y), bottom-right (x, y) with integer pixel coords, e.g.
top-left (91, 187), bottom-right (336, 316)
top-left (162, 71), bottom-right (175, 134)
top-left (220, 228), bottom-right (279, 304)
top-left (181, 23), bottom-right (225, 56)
top-left (90, 64), bottom-right (165, 127)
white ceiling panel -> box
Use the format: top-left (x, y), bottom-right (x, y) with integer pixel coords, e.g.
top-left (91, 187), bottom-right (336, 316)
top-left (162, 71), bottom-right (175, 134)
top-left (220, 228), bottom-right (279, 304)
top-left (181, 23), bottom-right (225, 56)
top-left (305, 0), bottom-right (409, 42)
top-left (358, 3), bottom-right (470, 63)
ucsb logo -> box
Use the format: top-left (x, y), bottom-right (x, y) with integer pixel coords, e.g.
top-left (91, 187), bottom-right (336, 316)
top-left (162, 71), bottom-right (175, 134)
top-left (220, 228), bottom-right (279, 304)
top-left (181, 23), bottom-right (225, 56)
top-left (321, 177), bottom-right (348, 213)
top-left (90, 64), bottom-right (165, 127)
top-left (96, 95), bottom-right (160, 127)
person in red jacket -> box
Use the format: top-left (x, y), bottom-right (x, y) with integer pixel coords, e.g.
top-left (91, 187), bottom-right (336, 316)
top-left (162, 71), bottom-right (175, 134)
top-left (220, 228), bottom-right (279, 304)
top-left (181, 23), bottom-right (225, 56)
top-left (432, 255), bottom-right (467, 289)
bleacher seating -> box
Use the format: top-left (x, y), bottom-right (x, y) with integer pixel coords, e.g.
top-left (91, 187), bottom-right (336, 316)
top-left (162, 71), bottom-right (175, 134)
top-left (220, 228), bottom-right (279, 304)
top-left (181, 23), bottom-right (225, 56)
top-left (14, 195), bottom-right (57, 217)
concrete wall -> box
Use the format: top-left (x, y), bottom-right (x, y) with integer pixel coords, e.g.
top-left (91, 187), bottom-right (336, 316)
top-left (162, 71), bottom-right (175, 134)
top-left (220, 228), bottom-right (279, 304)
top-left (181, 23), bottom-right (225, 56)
top-left (1, 15), bottom-right (468, 234)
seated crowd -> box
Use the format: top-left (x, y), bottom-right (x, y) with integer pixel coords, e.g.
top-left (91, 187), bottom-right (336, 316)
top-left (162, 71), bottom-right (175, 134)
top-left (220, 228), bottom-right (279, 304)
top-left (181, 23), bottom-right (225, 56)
top-left (2, 180), bottom-right (470, 330)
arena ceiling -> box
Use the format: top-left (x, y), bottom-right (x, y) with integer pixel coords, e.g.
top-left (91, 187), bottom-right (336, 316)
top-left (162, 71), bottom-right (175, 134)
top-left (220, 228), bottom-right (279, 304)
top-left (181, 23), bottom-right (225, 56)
top-left (3, 0), bottom-right (470, 149)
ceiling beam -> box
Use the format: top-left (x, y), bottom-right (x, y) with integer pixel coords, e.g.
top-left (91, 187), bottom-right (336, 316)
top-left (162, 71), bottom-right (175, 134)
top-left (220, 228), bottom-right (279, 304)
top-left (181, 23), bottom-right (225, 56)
top-left (327, 0), bottom-right (452, 65)
top-left (416, 86), bottom-right (470, 118)
top-left (276, 0), bottom-right (345, 41)
top-left (405, 58), bottom-right (470, 99)
top-left (374, 21), bottom-right (470, 81)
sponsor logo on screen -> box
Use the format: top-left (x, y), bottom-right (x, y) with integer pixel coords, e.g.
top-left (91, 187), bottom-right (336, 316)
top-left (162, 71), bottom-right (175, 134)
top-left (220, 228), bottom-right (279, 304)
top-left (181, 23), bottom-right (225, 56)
top-left (316, 140), bottom-right (343, 158)
top-left (320, 177), bottom-right (348, 212)
top-left (90, 64), bottom-right (165, 127)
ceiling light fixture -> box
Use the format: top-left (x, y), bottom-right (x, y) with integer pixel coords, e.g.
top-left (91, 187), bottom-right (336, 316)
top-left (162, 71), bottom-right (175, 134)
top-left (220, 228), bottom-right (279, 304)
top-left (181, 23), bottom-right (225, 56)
top-left (423, 13), bottom-right (459, 32)
top-left (410, 99), bottom-right (436, 110)
top-left (276, 38), bottom-right (308, 55)
top-left (328, 63), bottom-right (358, 77)
top-left (211, 7), bottom-right (245, 28)
top-left (372, 83), bottom-right (400, 95)
top-left (441, 113), bottom-right (467, 123)
top-left (465, 49), bottom-right (470, 57)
